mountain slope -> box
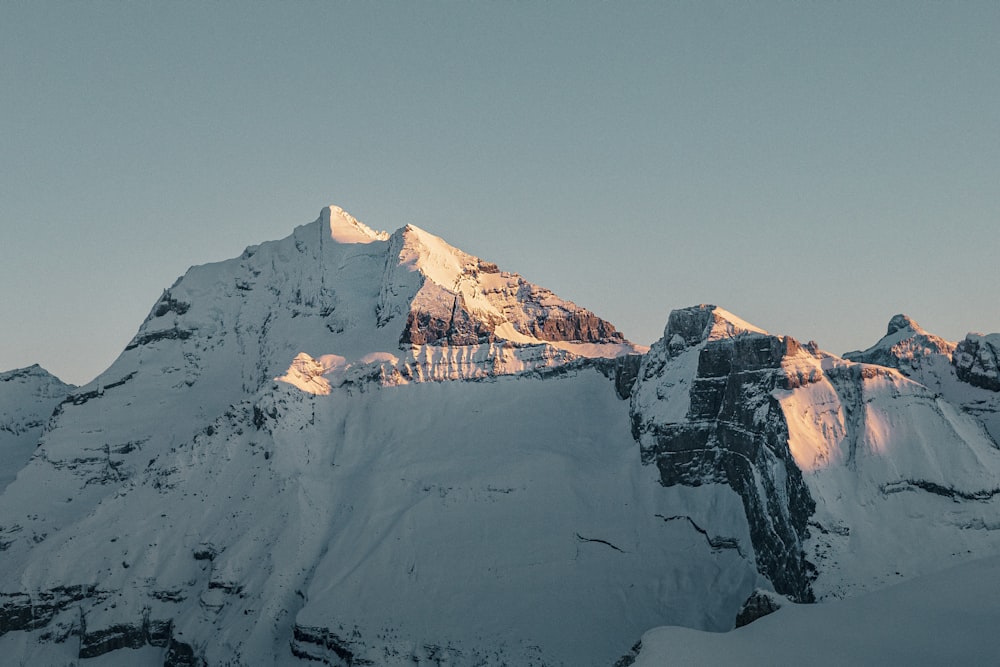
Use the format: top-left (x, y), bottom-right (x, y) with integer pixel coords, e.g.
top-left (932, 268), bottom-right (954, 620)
top-left (0, 365), bottom-right (74, 493)
top-left (627, 306), bottom-right (1000, 602)
top-left (0, 207), bottom-right (704, 667)
top-left (1, 206), bottom-right (999, 666)
top-left (631, 553), bottom-right (1000, 667)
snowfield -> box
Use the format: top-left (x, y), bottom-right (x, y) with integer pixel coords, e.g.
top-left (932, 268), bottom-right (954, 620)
top-left (633, 553), bottom-right (1000, 666)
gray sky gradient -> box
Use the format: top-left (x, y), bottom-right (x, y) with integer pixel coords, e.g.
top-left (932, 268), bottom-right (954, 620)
top-left (3, 1), bottom-right (998, 385)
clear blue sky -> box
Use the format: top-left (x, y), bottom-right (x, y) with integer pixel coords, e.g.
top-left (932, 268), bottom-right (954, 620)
top-left (2, 1), bottom-right (998, 385)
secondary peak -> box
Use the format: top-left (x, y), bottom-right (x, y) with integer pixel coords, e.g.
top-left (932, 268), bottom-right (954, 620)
top-left (321, 205), bottom-right (390, 244)
top-left (886, 314), bottom-right (924, 336)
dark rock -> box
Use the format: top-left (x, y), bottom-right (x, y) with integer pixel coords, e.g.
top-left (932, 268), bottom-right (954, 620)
top-left (125, 328), bottom-right (193, 351)
top-left (165, 635), bottom-right (204, 667)
top-left (63, 372), bottom-right (138, 406)
top-left (148, 618), bottom-right (173, 646)
top-left (79, 622), bottom-right (147, 658)
top-left (665, 305), bottom-right (719, 348)
top-left (612, 354), bottom-right (643, 399)
top-left (0, 593), bottom-right (36, 634)
top-left (612, 640), bottom-right (643, 667)
top-left (291, 623), bottom-right (360, 665)
top-left (735, 589), bottom-right (784, 627)
top-left (399, 273), bottom-right (624, 347)
top-left (635, 332), bottom-right (817, 601)
top-left (152, 291), bottom-right (192, 318)
top-left (886, 313), bottom-right (918, 336)
top-left (193, 543), bottom-right (218, 561)
top-left (519, 307), bottom-right (623, 344)
top-left (954, 334), bottom-right (1000, 392)
top-left (0, 585), bottom-right (98, 635)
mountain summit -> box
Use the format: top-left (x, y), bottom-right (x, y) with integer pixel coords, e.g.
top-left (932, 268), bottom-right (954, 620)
top-left (321, 205), bottom-right (390, 244)
top-left (119, 205), bottom-right (638, 396)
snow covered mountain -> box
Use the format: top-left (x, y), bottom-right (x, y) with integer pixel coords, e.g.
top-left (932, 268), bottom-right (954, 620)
top-left (1, 205), bottom-right (999, 666)
top-left (629, 306), bottom-right (1000, 605)
top-left (0, 365), bottom-right (74, 493)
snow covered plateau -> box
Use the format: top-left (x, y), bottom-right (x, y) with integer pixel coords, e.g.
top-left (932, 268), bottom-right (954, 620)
top-left (2, 205), bottom-right (999, 666)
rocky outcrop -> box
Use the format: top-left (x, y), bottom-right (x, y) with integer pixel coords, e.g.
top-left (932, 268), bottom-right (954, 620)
top-left (0, 585), bottom-right (98, 635)
top-left (844, 314), bottom-right (956, 372)
top-left (735, 589), bottom-right (785, 627)
top-left (631, 306), bottom-right (817, 601)
top-left (612, 353), bottom-right (644, 399)
top-left (385, 223), bottom-right (628, 350)
top-left (400, 292), bottom-right (502, 346)
top-left (0, 585), bottom-right (202, 665)
top-left (398, 270), bottom-right (625, 347)
top-left (954, 334), bottom-right (1000, 392)
top-left (290, 624), bottom-right (363, 665)
top-left (514, 285), bottom-right (624, 344)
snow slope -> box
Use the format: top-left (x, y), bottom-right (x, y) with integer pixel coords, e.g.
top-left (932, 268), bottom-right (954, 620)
top-left (0, 364), bottom-right (73, 492)
top-left (0, 206), bottom-right (716, 666)
top-left (0, 369), bottom-right (759, 666)
top-left (631, 553), bottom-right (1000, 666)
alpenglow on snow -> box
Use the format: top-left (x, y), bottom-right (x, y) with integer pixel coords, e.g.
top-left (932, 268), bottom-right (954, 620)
top-left (2, 204), bottom-right (999, 666)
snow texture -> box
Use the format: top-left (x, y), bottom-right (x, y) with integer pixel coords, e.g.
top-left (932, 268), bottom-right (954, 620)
top-left (633, 553), bottom-right (1000, 666)
top-left (1, 207), bottom-right (999, 666)
top-left (0, 364), bottom-right (74, 492)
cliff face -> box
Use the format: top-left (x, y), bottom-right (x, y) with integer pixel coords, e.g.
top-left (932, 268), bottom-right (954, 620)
top-left (630, 306), bottom-right (817, 601)
top-left (954, 333), bottom-right (1000, 392)
top-left (628, 306), bottom-right (1000, 604)
top-left (387, 224), bottom-right (627, 348)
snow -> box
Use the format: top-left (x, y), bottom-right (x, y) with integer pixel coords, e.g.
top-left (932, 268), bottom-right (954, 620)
top-left (705, 306), bottom-right (768, 340)
top-left (322, 205), bottom-right (390, 244)
top-left (0, 365), bottom-right (73, 492)
top-left (3, 204), bottom-right (1000, 665)
top-left (395, 223), bottom-right (474, 290)
top-left (843, 313), bottom-right (957, 368)
top-left (0, 371), bottom-right (761, 666)
top-left (634, 553), bottom-right (1000, 666)
top-left (771, 345), bottom-right (1000, 599)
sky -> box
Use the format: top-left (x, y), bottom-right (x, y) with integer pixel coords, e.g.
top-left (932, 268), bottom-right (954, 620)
top-left (2, 1), bottom-right (998, 386)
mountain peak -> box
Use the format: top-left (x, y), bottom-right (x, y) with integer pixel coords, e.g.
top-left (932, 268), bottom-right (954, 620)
top-left (322, 205), bottom-right (390, 244)
top-left (663, 304), bottom-right (768, 350)
top-left (391, 222), bottom-right (478, 290)
top-left (844, 313), bottom-right (955, 369)
top-left (0, 363), bottom-right (72, 388)
top-left (887, 313), bottom-right (924, 336)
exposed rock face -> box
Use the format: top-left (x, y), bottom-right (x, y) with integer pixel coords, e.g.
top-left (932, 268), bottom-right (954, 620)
top-left (735, 589), bottom-right (785, 628)
top-left (887, 314), bottom-right (917, 336)
top-left (631, 306), bottom-right (817, 602)
top-left (954, 334), bottom-right (1000, 392)
top-left (400, 291), bottom-right (501, 346)
top-left (612, 353), bottom-right (644, 399)
top-left (0, 584), bottom-right (202, 664)
top-left (390, 224), bottom-right (626, 348)
top-left (844, 314), bottom-right (956, 372)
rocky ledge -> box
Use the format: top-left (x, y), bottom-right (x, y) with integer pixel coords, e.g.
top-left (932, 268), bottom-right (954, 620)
top-left (954, 333), bottom-right (1000, 392)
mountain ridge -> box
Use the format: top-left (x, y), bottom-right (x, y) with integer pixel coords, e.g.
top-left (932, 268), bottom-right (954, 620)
top-left (2, 204), bottom-right (999, 666)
